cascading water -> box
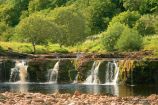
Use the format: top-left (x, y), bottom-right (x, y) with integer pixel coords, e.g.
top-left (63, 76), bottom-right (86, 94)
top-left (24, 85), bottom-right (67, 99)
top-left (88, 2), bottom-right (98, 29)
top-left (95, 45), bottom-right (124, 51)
top-left (84, 61), bottom-right (102, 84)
top-left (9, 60), bottom-right (28, 82)
top-left (48, 61), bottom-right (60, 83)
top-left (73, 73), bottom-right (79, 83)
top-left (105, 60), bottom-right (119, 85)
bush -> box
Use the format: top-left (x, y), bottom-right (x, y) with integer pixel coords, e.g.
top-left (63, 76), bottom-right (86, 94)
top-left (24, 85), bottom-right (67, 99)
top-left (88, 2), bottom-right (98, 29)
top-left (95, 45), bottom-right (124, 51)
top-left (143, 35), bottom-right (158, 51)
top-left (109, 11), bottom-right (141, 28)
top-left (101, 22), bottom-right (126, 51)
top-left (116, 27), bottom-right (142, 51)
top-left (135, 14), bottom-right (158, 36)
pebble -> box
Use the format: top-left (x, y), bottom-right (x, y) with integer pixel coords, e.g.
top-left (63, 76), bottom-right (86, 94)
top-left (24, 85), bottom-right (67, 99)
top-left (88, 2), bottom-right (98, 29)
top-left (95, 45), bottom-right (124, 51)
top-left (0, 92), bottom-right (157, 105)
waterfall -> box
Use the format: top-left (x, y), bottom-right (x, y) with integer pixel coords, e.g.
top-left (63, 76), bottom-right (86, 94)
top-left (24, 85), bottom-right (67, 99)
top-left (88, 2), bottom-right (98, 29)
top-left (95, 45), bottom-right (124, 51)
top-left (73, 73), bottom-right (79, 83)
top-left (84, 61), bottom-right (101, 84)
top-left (49, 61), bottom-right (60, 83)
top-left (105, 60), bottom-right (119, 85)
top-left (9, 60), bottom-right (28, 82)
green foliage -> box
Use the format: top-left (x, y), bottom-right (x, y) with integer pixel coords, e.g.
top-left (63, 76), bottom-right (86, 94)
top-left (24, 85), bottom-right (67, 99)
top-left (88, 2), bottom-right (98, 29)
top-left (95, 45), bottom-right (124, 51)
top-left (123, 0), bottom-right (143, 11)
top-left (28, 0), bottom-right (71, 13)
top-left (1, 27), bottom-right (14, 41)
top-left (0, 22), bottom-right (8, 35)
top-left (135, 14), bottom-right (158, 36)
top-left (28, 0), bottom-right (51, 13)
top-left (88, 0), bottom-right (120, 34)
top-left (123, 0), bottom-right (158, 14)
top-left (0, 0), bottom-right (29, 26)
top-left (140, 0), bottom-right (158, 14)
top-left (143, 35), bottom-right (158, 51)
top-left (48, 6), bottom-right (86, 46)
top-left (101, 22), bottom-right (126, 51)
top-left (16, 13), bottom-right (61, 53)
top-left (116, 27), bottom-right (142, 51)
top-left (109, 11), bottom-right (141, 28)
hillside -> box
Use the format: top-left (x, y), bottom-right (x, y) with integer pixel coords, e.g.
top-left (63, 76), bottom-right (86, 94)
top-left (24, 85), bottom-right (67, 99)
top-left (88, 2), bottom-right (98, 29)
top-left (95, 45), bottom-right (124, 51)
top-left (0, 0), bottom-right (158, 56)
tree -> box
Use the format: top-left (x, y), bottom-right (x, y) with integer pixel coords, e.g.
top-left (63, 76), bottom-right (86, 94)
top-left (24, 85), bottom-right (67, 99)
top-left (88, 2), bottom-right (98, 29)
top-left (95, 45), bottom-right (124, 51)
top-left (28, 0), bottom-right (51, 13)
top-left (101, 22), bottom-right (126, 51)
top-left (135, 14), bottom-right (158, 36)
top-left (16, 14), bottom-right (61, 53)
top-left (0, 22), bottom-right (8, 35)
top-left (109, 11), bottom-right (141, 28)
top-left (48, 6), bottom-right (86, 46)
top-left (28, 0), bottom-right (71, 13)
top-left (116, 27), bottom-right (142, 51)
top-left (123, 0), bottom-right (143, 11)
top-left (0, 0), bottom-right (29, 26)
top-left (140, 0), bottom-right (158, 14)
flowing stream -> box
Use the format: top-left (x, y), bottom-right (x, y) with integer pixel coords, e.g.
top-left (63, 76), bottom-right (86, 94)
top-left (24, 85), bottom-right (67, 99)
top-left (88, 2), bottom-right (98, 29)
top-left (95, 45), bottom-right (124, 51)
top-left (105, 60), bottom-right (119, 85)
top-left (9, 60), bottom-right (28, 82)
top-left (84, 61), bottom-right (102, 84)
top-left (48, 61), bottom-right (60, 83)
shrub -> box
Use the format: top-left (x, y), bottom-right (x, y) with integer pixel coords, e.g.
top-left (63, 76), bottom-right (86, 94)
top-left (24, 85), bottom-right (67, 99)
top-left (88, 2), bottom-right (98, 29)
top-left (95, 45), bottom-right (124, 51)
top-left (101, 22), bottom-right (126, 51)
top-left (143, 35), bottom-right (158, 51)
top-left (116, 27), bottom-right (142, 51)
top-left (135, 14), bottom-right (158, 36)
top-left (109, 11), bottom-right (141, 28)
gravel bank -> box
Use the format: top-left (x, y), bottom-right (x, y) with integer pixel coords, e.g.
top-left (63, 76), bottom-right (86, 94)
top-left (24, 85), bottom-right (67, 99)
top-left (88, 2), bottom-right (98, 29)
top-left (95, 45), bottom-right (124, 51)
top-left (0, 92), bottom-right (158, 105)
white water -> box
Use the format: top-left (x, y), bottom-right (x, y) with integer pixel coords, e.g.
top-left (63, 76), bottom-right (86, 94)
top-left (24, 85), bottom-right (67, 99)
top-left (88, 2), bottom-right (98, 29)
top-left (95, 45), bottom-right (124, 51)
top-left (49, 61), bottom-right (60, 83)
top-left (9, 60), bottom-right (28, 82)
top-left (84, 61), bottom-right (102, 84)
top-left (105, 60), bottom-right (119, 85)
top-left (73, 73), bottom-right (79, 83)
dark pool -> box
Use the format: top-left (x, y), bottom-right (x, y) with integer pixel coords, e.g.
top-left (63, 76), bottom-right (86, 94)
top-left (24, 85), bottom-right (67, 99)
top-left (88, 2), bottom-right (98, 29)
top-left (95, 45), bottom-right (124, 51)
top-left (0, 82), bottom-right (158, 97)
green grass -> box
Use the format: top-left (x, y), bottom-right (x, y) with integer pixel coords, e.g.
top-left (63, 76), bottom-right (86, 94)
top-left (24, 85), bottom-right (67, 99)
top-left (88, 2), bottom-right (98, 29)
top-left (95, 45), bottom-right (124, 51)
top-left (0, 41), bottom-right (68, 54)
top-left (68, 39), bottom-right (105, 53)
top-left (0, 39), bottom-right (105, 54)
top-left (143, 35), bottom-right (158, 57)
top-left (1, 34), bottom-right (158, 56)
top-left (143, 35), bottom-right (158, 51)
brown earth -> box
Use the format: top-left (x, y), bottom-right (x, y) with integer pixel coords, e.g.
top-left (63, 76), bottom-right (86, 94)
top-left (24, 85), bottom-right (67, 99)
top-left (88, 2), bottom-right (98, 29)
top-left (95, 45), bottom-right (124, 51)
top-left (0, 50), bottom-right (155, 60)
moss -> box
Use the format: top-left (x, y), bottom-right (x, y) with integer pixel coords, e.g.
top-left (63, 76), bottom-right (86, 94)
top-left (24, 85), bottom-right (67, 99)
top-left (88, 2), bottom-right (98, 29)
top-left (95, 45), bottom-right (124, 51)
top-left (28, 59), bottom-right (57, 82)
top-left (0, 60), bottom-right (15, 82)
top-left (58, 59), bottom-right (76, 83)
top-left (74, 58), bottom-right (94, 82)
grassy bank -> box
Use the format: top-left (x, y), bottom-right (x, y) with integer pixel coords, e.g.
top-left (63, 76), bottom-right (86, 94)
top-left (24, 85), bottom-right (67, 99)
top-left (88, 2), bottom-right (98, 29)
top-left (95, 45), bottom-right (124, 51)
top-left (0, 35), bottom-right (158, 58)
top-left (0, 39), bottom-right (105, 54)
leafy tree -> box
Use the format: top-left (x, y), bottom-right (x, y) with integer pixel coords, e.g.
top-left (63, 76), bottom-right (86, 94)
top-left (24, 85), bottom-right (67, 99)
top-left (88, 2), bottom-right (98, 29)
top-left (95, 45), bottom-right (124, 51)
top-left (16, 14), bottom-right (61, 53)
top-left (28, 0), bottom-right (51, 13)
top-left (140, 0), bottom-right (158, 14)
top-left (123, 0), bottom-right (143, 11)
top-left (109, 11), bottom-right (141, 28)
top-left (0, 22), bottom-right (8, 35)
top-left (116, 27), bottom-right (142, 51)
top-left (28, 0), bottom-right (71, 13)
top-left (88, 0), bottom-right (121, 34)
top-left (0, 22), bottom-right (14, 41)
top-left (48, 6), bottom-right (86, 46)
top-left (72, 0), bottom-right (122, 34)
top-left (135, 14), bottom-right (158, 36)
top-left (1, 27), bottom-right (14, 41)
top-left (101, 22), bottom-right (126, 51)
top-left (0, 0), bottom-right (29, 26)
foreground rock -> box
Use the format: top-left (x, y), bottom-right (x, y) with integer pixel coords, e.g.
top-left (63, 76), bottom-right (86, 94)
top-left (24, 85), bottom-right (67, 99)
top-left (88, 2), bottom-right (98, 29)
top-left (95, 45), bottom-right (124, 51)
top-left (0, 92), bottom-right (158, 105)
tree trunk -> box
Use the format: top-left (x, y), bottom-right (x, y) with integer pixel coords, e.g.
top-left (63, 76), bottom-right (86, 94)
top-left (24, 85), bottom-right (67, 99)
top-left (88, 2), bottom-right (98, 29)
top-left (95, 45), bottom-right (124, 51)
top-left (32, 42), bottom-right (36, 54)
top-left (60, 44), bottom-right (62, 48)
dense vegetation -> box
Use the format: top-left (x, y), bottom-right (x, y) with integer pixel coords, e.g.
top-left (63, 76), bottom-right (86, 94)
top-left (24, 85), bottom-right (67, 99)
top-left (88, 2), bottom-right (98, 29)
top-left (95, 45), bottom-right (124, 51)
top-left (0, 0), bottom-right (158, 55)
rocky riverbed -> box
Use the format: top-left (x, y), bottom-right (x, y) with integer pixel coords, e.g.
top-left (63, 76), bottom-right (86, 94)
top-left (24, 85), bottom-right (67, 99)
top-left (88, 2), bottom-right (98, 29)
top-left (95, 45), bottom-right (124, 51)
top-left (0, 92), bottom-right (158, 105)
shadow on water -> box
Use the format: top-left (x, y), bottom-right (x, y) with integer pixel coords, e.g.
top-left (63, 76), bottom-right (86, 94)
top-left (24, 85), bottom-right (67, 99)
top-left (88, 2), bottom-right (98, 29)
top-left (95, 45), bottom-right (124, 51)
top-left (0, 83), bottom-right (158, 97)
